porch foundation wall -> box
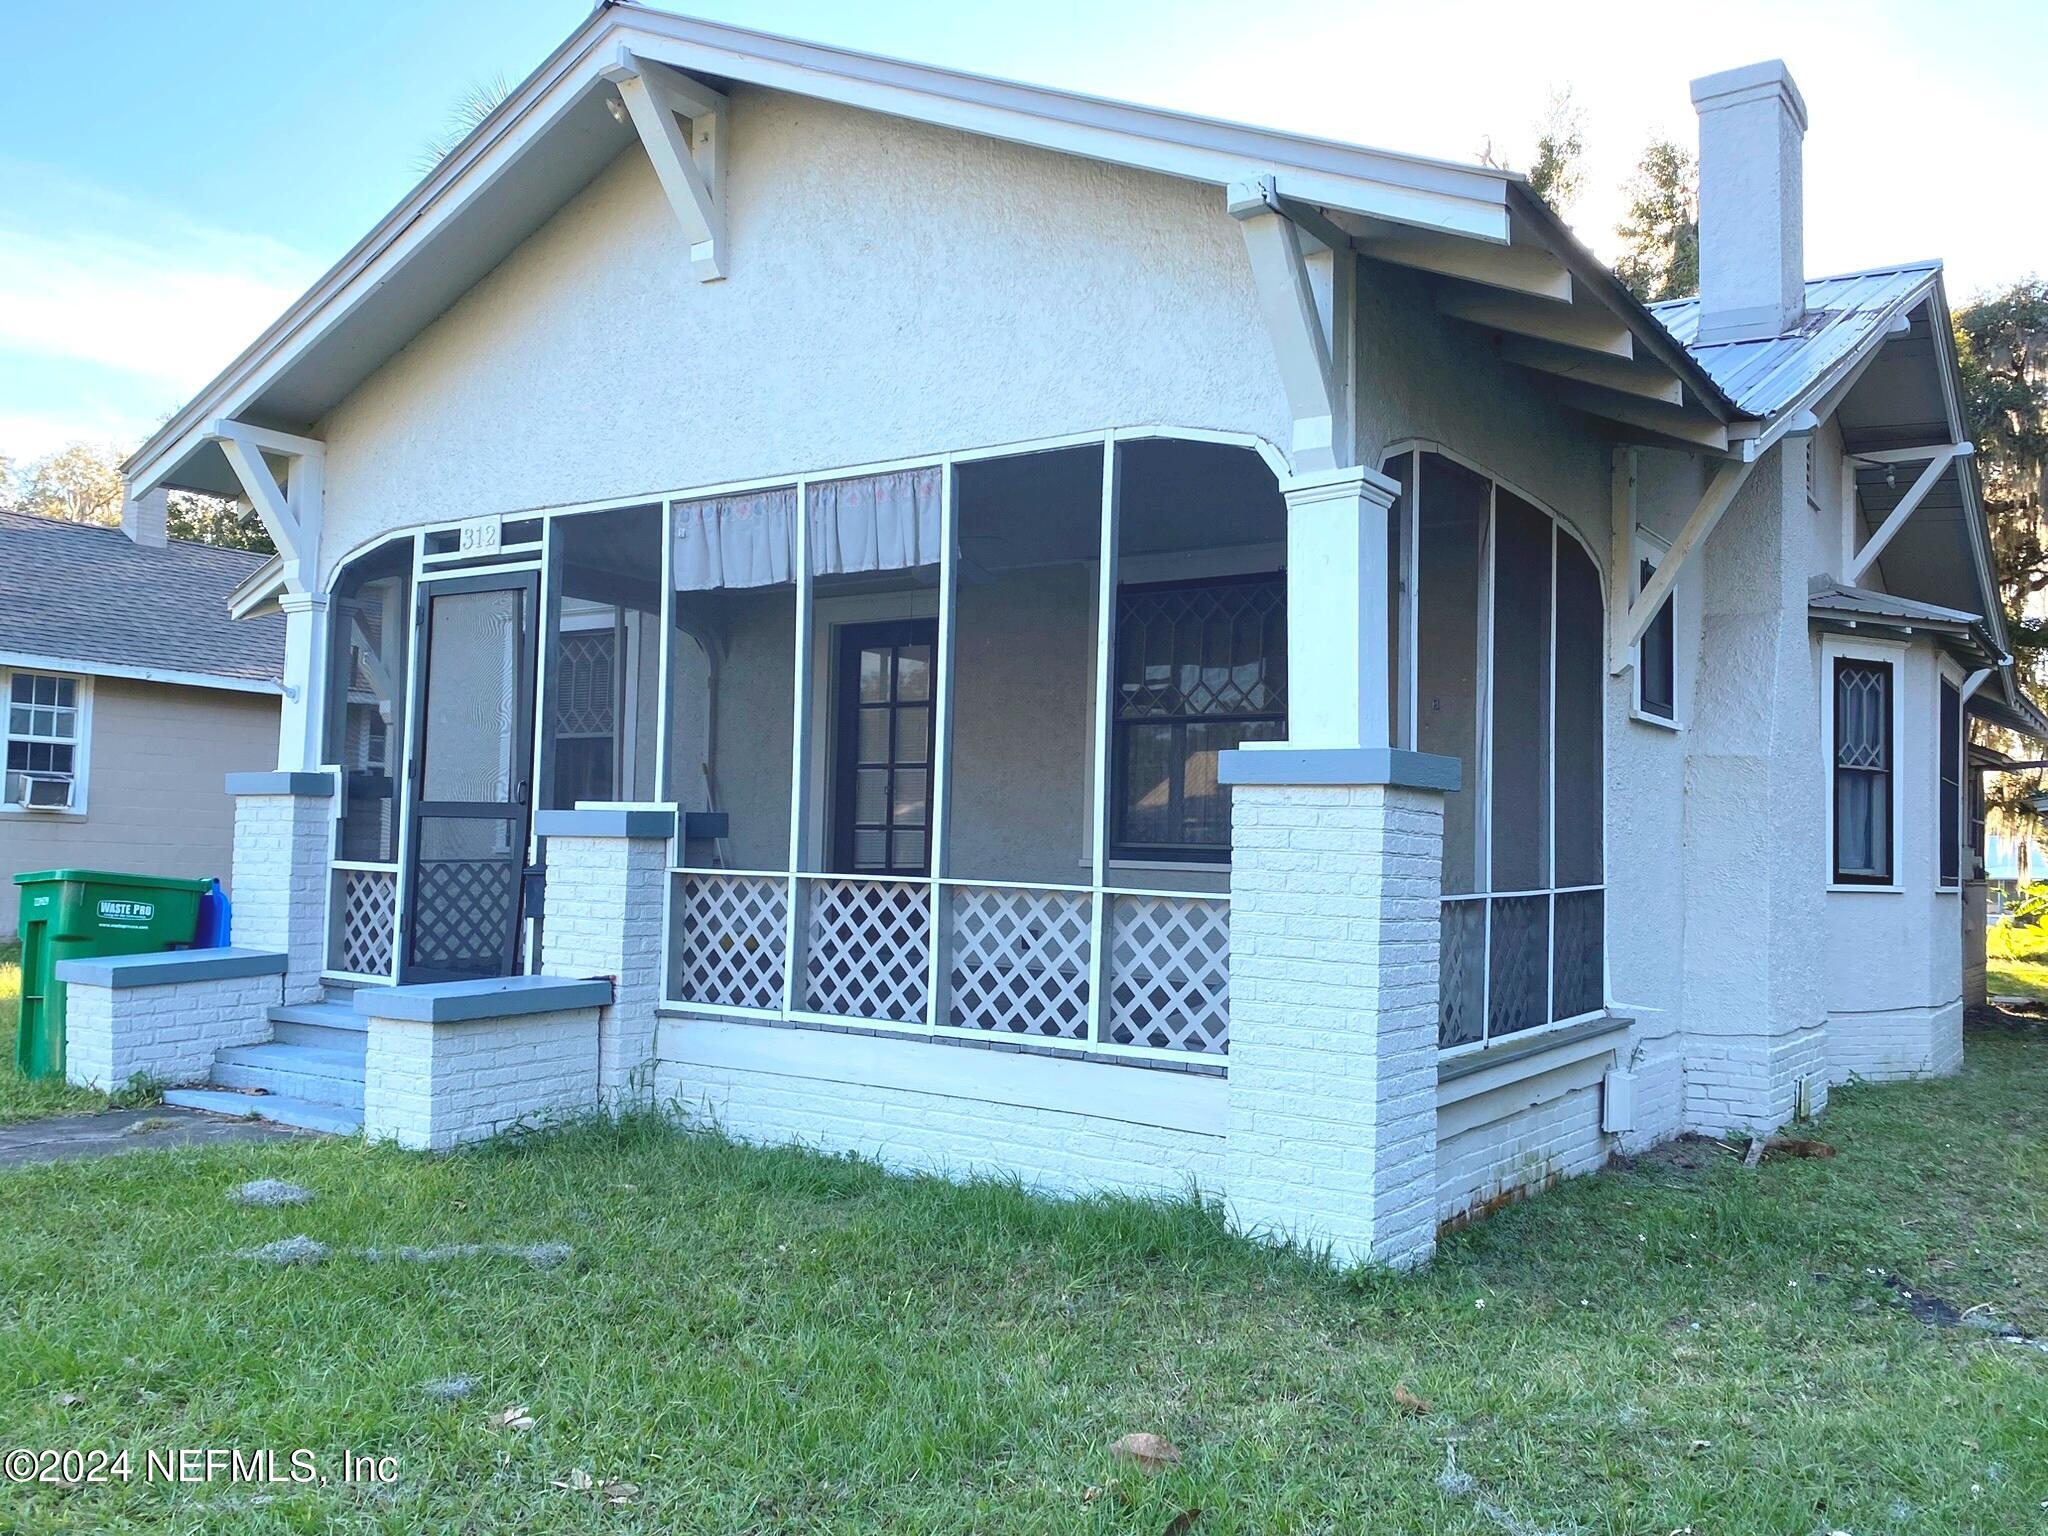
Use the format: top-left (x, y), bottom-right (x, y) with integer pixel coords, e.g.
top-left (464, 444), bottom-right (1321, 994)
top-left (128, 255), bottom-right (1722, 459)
top-left (653, 1019), bottom-right (1224, 1199)
top-left (1437, 1081), bottom-right (1610, 1226)
top-left (228, 780), bottom-right (333, 1005)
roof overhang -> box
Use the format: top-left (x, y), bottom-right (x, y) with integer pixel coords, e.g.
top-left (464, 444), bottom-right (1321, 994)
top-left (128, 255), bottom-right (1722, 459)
top-left (227, 553), bottom-right (288, 622)
top-left (125, 3), bottom-right (1523, 502)
top-left (0, 648), bottom-right (283, 697)
top-left (1807, 578), bottom-right (2003, 668)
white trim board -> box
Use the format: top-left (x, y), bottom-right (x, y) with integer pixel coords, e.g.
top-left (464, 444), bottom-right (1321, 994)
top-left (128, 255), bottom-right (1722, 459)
top-left (1821, 633), bottom-right (1909, 894)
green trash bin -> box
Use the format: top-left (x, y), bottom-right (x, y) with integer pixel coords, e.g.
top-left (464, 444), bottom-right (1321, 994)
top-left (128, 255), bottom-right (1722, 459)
top-left (12, 870), bottom-right (210, 1080)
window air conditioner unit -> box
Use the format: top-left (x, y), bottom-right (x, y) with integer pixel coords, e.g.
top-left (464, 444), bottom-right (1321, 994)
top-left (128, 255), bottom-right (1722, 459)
top-left (19, 773), bottom-right (75, 811)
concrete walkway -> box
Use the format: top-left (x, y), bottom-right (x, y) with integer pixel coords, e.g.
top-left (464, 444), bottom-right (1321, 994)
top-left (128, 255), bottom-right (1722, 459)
top-left (0, 1106), bottom-right (310, 1168)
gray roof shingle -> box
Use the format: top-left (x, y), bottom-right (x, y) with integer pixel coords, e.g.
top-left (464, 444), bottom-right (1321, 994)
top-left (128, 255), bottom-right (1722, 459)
top-left (0, 511), bottom-right (284, 688)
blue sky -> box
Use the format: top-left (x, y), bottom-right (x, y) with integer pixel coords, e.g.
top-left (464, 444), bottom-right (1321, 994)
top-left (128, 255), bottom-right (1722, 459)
top-left (3, 0), bottom-right (2042, 463)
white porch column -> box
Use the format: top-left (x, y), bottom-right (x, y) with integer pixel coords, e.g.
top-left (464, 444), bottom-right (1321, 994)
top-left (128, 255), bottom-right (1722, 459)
top-left (1219, 464), bottom-right (1454, 1269)
top-left (536, 806), bottom-right (675, 1107)
top-left (227, 771), bottom-right (336, 1005)
top-left (276, 590), bottom-right (331, 774)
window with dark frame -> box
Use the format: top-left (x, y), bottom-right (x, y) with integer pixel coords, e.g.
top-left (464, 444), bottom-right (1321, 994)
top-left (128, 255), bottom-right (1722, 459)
top-left (1833, 658), bottom-right (1894, 885)
top-left (1111, 573), bottom-right (1286, 861)
top-left (1636, 556), bottom-right (1675, 721)
top-left (1939, 676), bottom-right (1961, 888)
top-left (834, 620), bottom-right (936, 877)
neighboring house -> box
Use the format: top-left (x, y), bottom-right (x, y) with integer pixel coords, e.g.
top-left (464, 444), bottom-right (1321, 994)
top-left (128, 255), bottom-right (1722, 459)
top-left (0, 509), bottom-right (284, 938)
top-left (79, 7), bottom-right (2047, 1268)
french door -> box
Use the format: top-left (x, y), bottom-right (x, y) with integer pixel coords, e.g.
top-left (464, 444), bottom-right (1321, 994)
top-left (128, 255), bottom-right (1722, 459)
top-left (399, 570), bottom-right (540, 983)
top-left (832, 619), bottom-right (937, 876)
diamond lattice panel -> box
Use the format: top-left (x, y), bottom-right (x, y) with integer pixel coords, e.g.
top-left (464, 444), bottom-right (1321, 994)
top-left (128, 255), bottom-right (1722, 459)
top-left (1106, 894), bottom-right (1229, 1054)
top-left (803, 879), bottom-right (931, 1025)
top-left (1438, 898), bottom-right (1487, 1048)
top-left (412, 858), bottom-right (518, 970)
top-left (673, 873), bottom-right (787, 1010)
top-left (947, 886), bottom-right (1091, 1038)
top-left (334, 868), bottom-right (397, 977)
top-left (1487, 894), bottom-right (1549, 1039)
top-left (1551, 888), bottom-right (1604, 1022)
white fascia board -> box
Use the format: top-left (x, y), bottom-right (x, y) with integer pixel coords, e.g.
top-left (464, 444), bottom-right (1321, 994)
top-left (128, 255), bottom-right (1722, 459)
top-left (126, 10), bottom-right (1512, 496)
top-left (616, 16), bottom-right (1511, 240)
top-left (0, 650), bottom-right (284, 697)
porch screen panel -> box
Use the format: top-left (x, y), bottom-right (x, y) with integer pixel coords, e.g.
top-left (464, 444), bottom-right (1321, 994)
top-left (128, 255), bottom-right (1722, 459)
top-left (325, 540), bottom-right (413, 864)
top-left (665, 487), bottom-right (798, 1010)
top-left (543, 505), bottom-right (662, 812)
top-left (1489, 491), bottom-right (1552, 896)
top-left (943, 447), bottom-right (1100, 887)
top-left (1414, 453), bottom-right (1489, 895)
top-left (1553, 537), bottom-right (1603, 889)
top-left (1408, 450), bottom-right (1606, 1049)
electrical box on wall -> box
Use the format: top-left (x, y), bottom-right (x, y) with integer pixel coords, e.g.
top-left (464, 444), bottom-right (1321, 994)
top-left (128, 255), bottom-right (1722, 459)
top-left (1601, 1067), bottom-right (1635, 1135)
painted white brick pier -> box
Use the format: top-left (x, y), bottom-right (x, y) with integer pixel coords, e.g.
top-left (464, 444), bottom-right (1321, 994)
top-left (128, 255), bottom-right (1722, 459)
top-left (227, 772), bottom-right (335, 1005)
top-left (1220, 760), bottom-right (1452, 1269)
top-left (536, 807), bottom-right (673, 1107)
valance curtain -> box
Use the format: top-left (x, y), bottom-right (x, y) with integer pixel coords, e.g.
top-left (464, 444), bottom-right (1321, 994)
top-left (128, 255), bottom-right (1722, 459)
top-left (671, 468), bottom-right (944, 590)
top-left (673, 487), bottom-right (797, 591)
top-left (807, 466), bottom-right (943, 577)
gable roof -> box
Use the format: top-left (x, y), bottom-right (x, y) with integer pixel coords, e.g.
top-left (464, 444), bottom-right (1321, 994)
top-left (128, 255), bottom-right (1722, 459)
top-left (124, 3), bottom-right (1729, 501)
top-left (0, 512), bottom-right (285, 693)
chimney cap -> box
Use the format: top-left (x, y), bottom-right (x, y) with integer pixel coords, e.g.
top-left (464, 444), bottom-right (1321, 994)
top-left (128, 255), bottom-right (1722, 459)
top-left (1689, 59), bottom-right (1808, 132)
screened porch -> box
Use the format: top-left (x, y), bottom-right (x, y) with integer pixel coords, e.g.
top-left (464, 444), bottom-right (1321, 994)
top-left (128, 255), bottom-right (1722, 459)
top-left (315, 432), bottom-right (1610, 1065)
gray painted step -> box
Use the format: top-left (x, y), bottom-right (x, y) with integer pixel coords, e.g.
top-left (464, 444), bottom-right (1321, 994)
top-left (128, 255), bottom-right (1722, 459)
top-left (267, 1000), bottom-right (367, 1051)
top-left (162, 1088), bottom-right (359, 1135)
top-left (211, 1043), bottom-right (365, 1110)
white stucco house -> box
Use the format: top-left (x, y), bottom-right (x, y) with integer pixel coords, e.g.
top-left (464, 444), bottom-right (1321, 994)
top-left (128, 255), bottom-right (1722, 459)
top-left (63, 4), bottom-right (2044, 1266)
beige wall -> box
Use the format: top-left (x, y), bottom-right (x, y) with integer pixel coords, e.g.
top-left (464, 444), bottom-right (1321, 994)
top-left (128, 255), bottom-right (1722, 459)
top-left (1, 677), bottom-right (278, 939)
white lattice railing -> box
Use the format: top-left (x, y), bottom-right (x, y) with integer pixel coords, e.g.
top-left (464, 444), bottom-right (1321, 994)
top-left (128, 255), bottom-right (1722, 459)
top-left (670, 872), bottom-right (787, 1011)
top-left (1105, 893), bottom-right (1230, 1054)
top-left (946, 884), bottom-right (1092, 1040)
top-left (662, 869), bottom-right (1226, 1059)
top-left (801, 877), bottom-right (931, 1026)
top-left (330, 863), bottom-right (397, 979)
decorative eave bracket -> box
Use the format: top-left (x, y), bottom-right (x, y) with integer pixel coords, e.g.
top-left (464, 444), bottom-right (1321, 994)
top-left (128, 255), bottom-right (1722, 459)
top-left (1845, 442), bottom-right (1974, 585)
top-left (601, 46), bottom-right (728, 282)
top-left (1228, 174), bottom-right (1354, 473)
top-left (207, 419), bottom-right (325, 594)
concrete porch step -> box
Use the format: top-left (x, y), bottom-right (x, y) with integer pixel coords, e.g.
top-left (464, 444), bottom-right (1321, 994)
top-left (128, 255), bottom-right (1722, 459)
top-left (267, 1000), bottom-right (367, 1050)
top-left (211, 1042), bottom-right (365, 1110)
top-left (162, 1088), bottom-right (360, 1136)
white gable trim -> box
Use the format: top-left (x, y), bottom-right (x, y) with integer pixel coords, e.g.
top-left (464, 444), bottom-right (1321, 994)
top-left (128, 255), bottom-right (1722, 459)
top-left (124, 6), bottom-right (1510, 499)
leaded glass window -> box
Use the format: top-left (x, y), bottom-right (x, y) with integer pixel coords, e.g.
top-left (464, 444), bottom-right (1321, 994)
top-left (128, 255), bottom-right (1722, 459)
top-left (1939, 676), bottom-right (1961, 889)
top-left (1112, 574), bottom-right (1286, 860)
top-left (1833, 658), bottom-right (1893, 884)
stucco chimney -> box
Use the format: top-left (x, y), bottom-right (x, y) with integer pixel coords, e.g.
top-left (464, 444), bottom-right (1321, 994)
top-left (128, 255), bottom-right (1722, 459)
top-left (1689, 59), bottom-right (1807, 343)
top-left (121, 486), bottom-right (167, 548)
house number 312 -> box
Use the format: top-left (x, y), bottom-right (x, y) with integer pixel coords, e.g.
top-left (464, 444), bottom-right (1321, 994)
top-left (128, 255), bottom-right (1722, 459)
top-left (457, 516), bottom-right (501, 553)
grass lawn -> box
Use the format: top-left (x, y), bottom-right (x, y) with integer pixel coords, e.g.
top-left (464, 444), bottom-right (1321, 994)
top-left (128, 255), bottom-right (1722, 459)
top-left (1986, 916), bottom-right (2048, 1001)
top-left (1, 1030), bottom-right (2044, 1534)
top-left (0, 940), bottom-right (108, 1126)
